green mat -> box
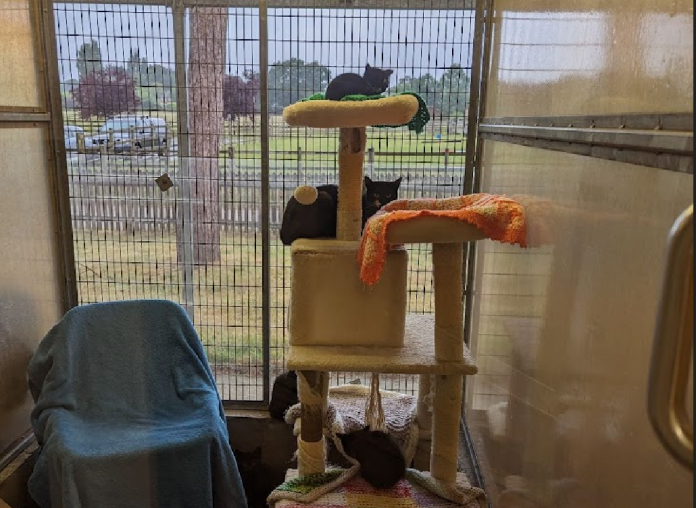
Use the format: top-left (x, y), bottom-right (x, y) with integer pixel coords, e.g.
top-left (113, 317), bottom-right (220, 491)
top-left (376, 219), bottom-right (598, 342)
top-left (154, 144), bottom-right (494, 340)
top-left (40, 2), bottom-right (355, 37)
top-left (301, 92), bottom-right (431, 134)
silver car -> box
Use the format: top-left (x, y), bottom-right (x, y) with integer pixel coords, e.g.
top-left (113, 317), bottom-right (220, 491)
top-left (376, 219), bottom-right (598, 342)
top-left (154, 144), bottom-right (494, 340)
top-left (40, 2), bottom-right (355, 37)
top-left (89, 116), bottom-right (168, 152)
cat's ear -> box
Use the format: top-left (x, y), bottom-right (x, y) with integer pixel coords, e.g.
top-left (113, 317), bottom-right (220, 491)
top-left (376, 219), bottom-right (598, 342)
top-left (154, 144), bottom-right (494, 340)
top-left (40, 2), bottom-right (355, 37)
top-left (365, 63), bottom-right (372, 70)
top-left (364, 176), bottom-right (373, 186)
top-left (386, 69), bottom-right (394, 75)
top-left (394, 177), bottom-right (402, 188)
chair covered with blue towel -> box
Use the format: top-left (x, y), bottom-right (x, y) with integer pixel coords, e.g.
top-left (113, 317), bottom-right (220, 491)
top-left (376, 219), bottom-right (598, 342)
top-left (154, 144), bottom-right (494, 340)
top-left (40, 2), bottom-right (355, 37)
top-left (27, 300), bottom-right (248, 508)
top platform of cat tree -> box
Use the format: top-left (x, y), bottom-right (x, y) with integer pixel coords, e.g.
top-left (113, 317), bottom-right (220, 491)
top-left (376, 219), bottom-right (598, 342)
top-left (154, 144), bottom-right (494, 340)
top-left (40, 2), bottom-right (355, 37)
top-left (283, 95), bottom-right (420, 129)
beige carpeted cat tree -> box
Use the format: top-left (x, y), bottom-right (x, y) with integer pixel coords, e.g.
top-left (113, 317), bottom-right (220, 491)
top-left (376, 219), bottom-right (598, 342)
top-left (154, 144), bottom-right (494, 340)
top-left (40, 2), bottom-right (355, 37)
top-left (277, 95), bottom-right (527, 506)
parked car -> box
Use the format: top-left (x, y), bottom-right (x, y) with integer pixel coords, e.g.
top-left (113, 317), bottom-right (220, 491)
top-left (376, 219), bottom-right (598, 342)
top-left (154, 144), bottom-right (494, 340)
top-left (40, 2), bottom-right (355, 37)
top-left (89, 115), bottom-right (168, 153)
top-left (64, 125), bottom-right (85, 151)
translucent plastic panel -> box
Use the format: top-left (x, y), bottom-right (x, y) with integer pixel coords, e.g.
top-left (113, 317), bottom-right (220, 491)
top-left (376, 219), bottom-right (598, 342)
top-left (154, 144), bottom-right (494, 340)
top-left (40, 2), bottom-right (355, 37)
top-left (466, 141), bottom-right (693, 508)
top-left (0, 0), bottom-right (44, 109)
top-left (485, 0), bottom-right (693, 117)
top-left (0, 126), bottom-right (63, 453)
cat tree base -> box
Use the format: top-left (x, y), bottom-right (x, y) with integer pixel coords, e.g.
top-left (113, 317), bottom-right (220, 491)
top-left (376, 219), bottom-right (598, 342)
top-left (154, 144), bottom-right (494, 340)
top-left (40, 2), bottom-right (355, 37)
top-left (289, 239), bottom-right (408, 348)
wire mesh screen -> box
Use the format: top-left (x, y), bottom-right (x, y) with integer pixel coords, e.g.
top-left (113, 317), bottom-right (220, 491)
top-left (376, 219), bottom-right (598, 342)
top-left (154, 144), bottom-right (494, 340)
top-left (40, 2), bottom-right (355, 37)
top-left (54, 1), bottom-right (476, 403)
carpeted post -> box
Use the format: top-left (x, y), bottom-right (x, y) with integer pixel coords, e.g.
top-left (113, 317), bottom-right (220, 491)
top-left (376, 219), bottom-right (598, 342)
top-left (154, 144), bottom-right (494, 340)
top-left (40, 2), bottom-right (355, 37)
top-left (337, 127), bottom-right (366, 241)
top-left (431, 374), bottom-right (463, 483)
top-left (432, 242), bottom-right (464, 362)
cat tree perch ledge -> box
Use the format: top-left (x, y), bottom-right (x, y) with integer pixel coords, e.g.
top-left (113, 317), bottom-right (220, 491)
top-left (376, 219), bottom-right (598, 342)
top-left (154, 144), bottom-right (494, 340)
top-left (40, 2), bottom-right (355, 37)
top-left (282, 95), bottom-right (420, 128)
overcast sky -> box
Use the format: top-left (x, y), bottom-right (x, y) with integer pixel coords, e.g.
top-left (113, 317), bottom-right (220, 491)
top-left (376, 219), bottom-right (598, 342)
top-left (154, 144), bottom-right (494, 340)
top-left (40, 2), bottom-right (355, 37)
top-left (54, 4), bottom-right (475, 84)
top-left (54, 5), bottom-right (691, 88)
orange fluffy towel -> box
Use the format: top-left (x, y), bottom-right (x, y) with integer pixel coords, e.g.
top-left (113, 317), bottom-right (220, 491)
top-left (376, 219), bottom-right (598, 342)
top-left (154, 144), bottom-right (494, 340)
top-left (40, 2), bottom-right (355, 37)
top-left (358, 194), bottom-right (527, 285)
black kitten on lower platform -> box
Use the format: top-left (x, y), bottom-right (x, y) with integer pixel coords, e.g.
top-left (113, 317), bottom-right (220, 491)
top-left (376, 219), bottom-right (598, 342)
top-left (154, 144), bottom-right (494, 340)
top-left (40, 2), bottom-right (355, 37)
top-left (338, 426), bottom-right (407, 490)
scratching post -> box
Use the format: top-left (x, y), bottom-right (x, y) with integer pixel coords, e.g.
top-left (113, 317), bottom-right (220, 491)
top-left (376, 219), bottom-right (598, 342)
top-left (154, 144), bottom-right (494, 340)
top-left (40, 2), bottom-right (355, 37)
top-left (298, 370), bottom-right (329, 476)
top-left (431, 373), bottom-right (463, 483)
top-left (431, 242), bottom-right (464, 482)
top-left (337, 127), bottom-right (366, 241)
top-left (432, 242), bottom-right (464, 361)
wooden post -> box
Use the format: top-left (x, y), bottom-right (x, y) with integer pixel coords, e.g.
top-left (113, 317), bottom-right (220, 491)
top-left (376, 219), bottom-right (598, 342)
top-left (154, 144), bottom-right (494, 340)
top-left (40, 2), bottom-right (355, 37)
top-left (77, 132), bottom-right (85, 154)
top-left (129, 126), bottom-right (136, 155)
top-left (336, 127), bottom-right (366, 241)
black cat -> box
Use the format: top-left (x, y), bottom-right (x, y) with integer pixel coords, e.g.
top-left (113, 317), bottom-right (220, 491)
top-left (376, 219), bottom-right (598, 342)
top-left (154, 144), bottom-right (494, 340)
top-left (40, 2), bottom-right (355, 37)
top-left (362, 176), bottom-right (402, 227)
top-left (279, 184), bottom-right (338, 246)
top-left (279, 177), bottom-right (402, 245)
top-left (234, 447), bottom-right (276, 508)
top-left (268, 370), bottom-right (299, 421)
top-left (325, 64), bottom-right (394, 101)
top-left (337, 426), bottom-right (407, 490)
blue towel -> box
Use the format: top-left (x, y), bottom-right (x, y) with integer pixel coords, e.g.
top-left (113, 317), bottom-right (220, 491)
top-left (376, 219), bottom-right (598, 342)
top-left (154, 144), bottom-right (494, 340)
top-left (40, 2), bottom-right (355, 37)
top-left (27, 300), bottom-right (248, 508)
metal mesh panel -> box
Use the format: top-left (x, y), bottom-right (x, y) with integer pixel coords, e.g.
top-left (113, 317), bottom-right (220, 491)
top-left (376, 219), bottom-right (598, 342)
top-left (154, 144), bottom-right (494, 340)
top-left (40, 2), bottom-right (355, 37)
top-left (54, 1), bottom-right (476, 403)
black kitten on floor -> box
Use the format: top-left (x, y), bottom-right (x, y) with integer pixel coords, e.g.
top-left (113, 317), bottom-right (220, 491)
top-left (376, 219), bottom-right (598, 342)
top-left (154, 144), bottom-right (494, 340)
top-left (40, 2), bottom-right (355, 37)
top-left (234, 447), bottom-right (277, 508)
top-left (325, 64), bottom-right (394, 101)
top-left (362, 176), bottom-right (402, 227)
top-left (338, 426), bottom-right (407, 490)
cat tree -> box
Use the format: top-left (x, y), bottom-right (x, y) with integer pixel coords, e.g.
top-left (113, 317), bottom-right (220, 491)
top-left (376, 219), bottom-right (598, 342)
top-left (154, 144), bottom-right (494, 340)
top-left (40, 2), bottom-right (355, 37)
top-left (278, 96), bottom-right (526, 508)
top-left (282, 93), bottom-right (484, 484)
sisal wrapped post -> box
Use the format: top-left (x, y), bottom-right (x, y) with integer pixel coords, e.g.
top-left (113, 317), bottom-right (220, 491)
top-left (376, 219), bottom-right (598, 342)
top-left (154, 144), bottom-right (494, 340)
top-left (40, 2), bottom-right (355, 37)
top-left (432, 242), bottom-right (464, 361)
top-left (297, 370), bottom-right (329, 476)
top-left (430, 374), bottom-right (463, 483)
top-left (414, 374), bottom-right (433, 470)
top-left (337, 127), bottom-right (366, 241)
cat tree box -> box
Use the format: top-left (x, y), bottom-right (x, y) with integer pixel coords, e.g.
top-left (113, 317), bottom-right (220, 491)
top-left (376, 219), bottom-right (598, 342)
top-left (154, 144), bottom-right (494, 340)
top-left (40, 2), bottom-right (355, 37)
top-left (289, 239), bottom-right (407, 347)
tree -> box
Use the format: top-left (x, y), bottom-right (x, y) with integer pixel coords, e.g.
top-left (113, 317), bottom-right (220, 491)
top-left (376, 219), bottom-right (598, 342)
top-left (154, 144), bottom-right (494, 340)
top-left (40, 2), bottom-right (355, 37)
top-left (72, 66), bottom-right (140, 119)
top-left (388, 73), bottom-right (439, 111)
top-left (76, 40), bottom-right (103, 79)
top-left (388, 66), bottom-right (470, 118)
top-left (268, 58), bottom-right (331, 113)
top-left (223, 70), bottom-right (259, 121)
top-left (184, 7), bottom-right (228, 265)
top-left (127, 48), bottom-right (147, 84)
top-left (437, 64), bottom-right (470, 116)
